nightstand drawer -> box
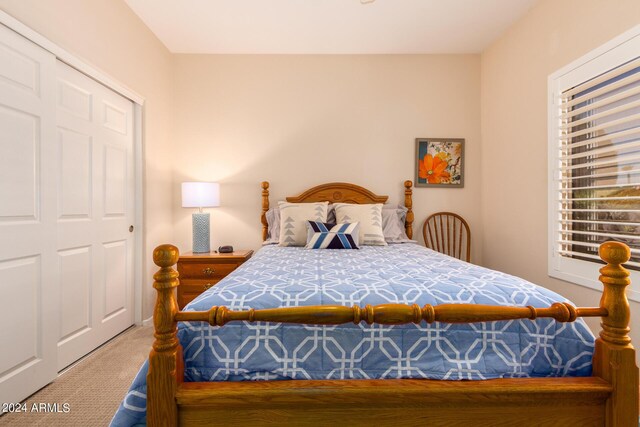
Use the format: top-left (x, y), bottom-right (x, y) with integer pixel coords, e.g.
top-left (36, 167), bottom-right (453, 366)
top-left (179, 280), bottom-right (221, 308)
top-left (179, 262), bottom-right (238, 279)
top-left (180, 279), bottom-right (221, 294)
top-left (176, 250), bottom-right (253, 309)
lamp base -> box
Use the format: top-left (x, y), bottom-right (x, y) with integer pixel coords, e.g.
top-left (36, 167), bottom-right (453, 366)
top-left (192, 212), bottom-right (210, 253)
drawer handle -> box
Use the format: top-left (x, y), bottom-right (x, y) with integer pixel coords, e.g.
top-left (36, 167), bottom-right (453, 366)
top-left (203, 283), bottom-right (214, 291)
top-left (202, 267), bottom-right (216, 276)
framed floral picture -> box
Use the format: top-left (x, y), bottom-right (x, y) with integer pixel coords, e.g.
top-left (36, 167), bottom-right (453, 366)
top-left (415, 138), bottom-right (465, 188)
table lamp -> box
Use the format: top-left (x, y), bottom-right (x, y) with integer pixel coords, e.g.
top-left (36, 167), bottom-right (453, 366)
top-left (181, 182), bottom-right (220, 253)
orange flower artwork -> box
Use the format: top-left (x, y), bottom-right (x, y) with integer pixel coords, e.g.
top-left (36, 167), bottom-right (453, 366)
top-left (415, 138), bottom-right (464, 187)
top-left (419, 154), bottom-right (451, 184)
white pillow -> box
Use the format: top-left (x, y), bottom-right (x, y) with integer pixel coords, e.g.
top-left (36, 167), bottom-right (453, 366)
top-left (278, 201), bottom-right (329, 246)
top-left (333, 203), bottom-right (387, 246)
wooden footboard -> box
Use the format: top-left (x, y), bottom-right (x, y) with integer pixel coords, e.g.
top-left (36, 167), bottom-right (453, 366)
top-left (174, 378), bottom-right (613, 426)
top-left (147, 242), bottom-right (638, 427)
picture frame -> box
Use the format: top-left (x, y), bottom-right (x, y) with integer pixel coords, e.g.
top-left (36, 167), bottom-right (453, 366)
top-left (415, 138), bottom-right (465, 188)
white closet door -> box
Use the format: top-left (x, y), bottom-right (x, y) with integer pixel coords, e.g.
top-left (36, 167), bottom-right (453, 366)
top-left (55, 61), bottom-right (135, 370)
top-left (0, 24), bottom-right (58, 404)
top-left (0, 23), bottom-right (136, 403)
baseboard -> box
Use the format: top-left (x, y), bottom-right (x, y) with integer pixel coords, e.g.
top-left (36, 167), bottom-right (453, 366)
top-left (142, 316), bottom-right (153, 327)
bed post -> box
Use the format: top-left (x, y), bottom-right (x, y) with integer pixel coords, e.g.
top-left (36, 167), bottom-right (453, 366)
top-left (404, 180), bottom-right (413, 239)
top-left (148, 245), bottom-right (182, 427)
top-left (593, 242), bottom-right (639, 426)
top-left (261, 181), bottom-right (270, 241)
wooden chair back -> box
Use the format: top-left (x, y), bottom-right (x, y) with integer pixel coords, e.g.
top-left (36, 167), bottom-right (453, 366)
top-left (422, 212), bottom-right (471, 262)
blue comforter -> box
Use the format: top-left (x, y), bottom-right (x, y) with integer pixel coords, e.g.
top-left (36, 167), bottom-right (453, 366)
top-left (111, 244), bottom-right (595, 426)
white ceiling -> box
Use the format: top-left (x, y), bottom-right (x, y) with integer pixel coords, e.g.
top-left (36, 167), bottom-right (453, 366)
top-left (124, 0), bottom-right (537, 54)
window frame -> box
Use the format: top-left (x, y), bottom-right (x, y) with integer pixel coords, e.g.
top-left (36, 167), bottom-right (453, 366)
top-left (548, 24), bottom-right (640, 303)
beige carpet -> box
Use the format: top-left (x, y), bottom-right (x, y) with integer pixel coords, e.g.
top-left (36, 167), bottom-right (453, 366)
top-left (0, 326), bottom-right (153, 426)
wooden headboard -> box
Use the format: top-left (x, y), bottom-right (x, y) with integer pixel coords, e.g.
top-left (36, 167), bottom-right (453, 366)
top-left (260, 181), bottom-right (414, 240)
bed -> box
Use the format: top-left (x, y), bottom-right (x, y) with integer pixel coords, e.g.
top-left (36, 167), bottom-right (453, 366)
top-left (113, 181), bottom-right (638, 426)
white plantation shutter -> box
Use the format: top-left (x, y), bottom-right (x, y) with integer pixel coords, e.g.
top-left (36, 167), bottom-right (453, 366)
top-left (557, 62), bottom-right (640, 269)
top-left (548, 26), bottom-right (640, 300)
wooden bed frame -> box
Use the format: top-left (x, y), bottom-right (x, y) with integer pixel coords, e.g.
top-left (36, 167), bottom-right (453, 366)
top-left (148, 181), bottom-right (638, 426)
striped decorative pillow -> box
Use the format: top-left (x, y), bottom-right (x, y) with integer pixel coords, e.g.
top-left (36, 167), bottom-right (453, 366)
top-left (305, 221), bottom-right (360, 249)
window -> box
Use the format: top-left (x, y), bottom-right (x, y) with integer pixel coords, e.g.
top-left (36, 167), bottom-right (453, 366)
top-left (548, 26), bottom-right (640, 302)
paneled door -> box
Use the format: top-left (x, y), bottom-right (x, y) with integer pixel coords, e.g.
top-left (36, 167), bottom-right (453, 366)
top-left (55, 61), bottom-right (135, 370)
top-left (0, 24), bottom-right (136, 403)
top-left (0, 24), bottom-right (58, 404)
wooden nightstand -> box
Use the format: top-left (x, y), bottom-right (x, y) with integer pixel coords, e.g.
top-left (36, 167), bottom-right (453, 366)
top-left (176, 250), bottom-right (253, 309)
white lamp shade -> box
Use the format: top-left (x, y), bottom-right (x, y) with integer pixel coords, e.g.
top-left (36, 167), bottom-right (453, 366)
top-left (181, 182), bottom-right (220, 208)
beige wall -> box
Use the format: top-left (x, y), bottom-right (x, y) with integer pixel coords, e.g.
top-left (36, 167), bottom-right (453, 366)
top-left (0, 0), bottom-right (175, 320)
top-left (481, 0), bottom-right (640, 350)
top-left (172, 54), bottom-right (482, 261)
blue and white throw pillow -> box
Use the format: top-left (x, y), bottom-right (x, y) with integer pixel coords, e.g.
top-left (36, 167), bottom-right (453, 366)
top-left (305, 221), bottom-right (360, 249)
